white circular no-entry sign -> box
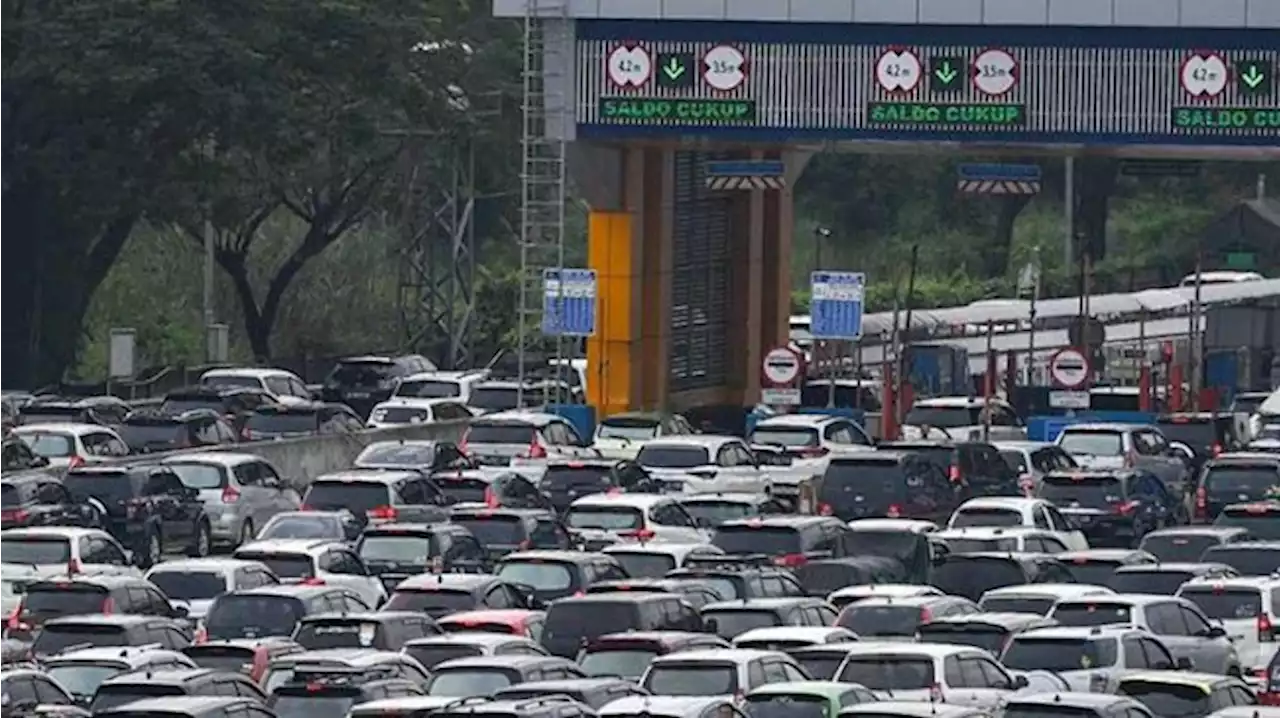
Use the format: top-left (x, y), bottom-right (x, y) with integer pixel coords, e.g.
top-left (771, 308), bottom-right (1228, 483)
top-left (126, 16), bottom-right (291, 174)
top-left (763, 347), bottom-right (802, 385)
top-left (1049, 347), bottom-right (1091, 389)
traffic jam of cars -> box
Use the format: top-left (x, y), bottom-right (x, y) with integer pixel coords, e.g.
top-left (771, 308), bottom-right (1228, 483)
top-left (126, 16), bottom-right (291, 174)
top-left (3, 391), bottom-right (1280, 718)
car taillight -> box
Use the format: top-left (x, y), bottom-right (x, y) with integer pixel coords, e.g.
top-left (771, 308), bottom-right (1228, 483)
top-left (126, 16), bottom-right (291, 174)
top-left (887, 504), bottom-right (902, 518)
top-left (947, 465), bottom-right (961, 482)
top-left (526, 438), bottom-right (547, 459)
top-left (101, 597), bottom-right (115, 615)
top-left (1195, 487), bottom-right (1207, 520)
top-left (240, 427), bottom-right (252, 441)
top-left (818, 503), bottom-right (833, 516)
top-left (7, 602), bottom-right (28, 633)
top-left (483, 487), bottom-right (499, 508)
top-left (300, 577), bottom-right (326, 586)
top-left (1019, 475), bottom-right (1035, 497)
top-left (1, 509), bottom-right (29, 523)
top-left (300, 504), bottom-right (313, 511)
top-left (517, 539), bottom-right (532, 550)
top-left (1113, 501), bottom-right (1139, 516)
top-left (1211, 442), bottom-right (1223, 456)
top-left (622, 529), bottom-right (656, 542)
top-left (222, 485), bottom-right (241, 504)
top-left (368, 505), bottom-right (398, 521)
top-left (799, 446), bottom-right (829, 458)
top-left (929, 683), bottom-right (943, 702)
top-left (68, 455), bottom-right (85, 469)
top-left (773, 553), bottom-right (808, 568)
top-left (919, 607), bottom-right (932, 624)
top-left (194, 625), bottom-right (208, 645)
top-left (1260, 613), bottom-right (1275, 642)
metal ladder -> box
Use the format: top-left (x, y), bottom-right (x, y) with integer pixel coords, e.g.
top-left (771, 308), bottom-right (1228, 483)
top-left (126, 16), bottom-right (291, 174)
top-left (516, 0), bottom-right (570, 405)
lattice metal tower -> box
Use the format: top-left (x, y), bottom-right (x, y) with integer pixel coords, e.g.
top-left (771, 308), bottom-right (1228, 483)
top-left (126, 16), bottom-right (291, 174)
top-left (516, 0), bottom-right (570, 403)
top-left (395, 134), bottom-right (478, 369)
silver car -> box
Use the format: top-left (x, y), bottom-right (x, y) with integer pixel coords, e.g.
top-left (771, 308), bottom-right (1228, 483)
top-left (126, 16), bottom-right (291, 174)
top-left (162, 452), bottom-right (301, 548)
top-left (993, 440), bottom-right (1078, 495)
top-left (1055, 423), bottom-right (1190, 497)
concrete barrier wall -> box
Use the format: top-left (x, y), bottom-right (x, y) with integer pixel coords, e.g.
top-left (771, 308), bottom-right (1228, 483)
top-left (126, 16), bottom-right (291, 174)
top-left (105, 421), bottom-right (472, 492)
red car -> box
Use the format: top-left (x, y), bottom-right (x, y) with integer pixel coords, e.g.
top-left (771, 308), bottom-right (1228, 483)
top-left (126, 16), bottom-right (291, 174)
top-left (436, 609), bottom-right (546, 641)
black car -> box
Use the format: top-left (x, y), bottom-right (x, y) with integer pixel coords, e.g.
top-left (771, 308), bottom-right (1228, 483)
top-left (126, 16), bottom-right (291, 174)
top-left (1106, 562), bottom-right (1238, 595)
top-left (1, 436), bottom-right (53, 474)
top-left (95, 697), bottom-right (272, 718)
top-left (116, 408), bottom-right (238, 454)
top-left (319, 354), bottom-right (435, 418)
top-left (1057, 549), bottom-right (1158, 585)
top-left (540, 592), bottom-right (702, 658)
top-left (1212, 500), bottom-right (1280, 541)
top-left (356, 522), bottom-right (490, 591)
top-left (242, 402), bottom-right (364, 440)
top-left (493, 678), bottom-right (647, 709)
top-left (353, 439), bottom-right (472, 473)
top-left (448, 506), bottom-right (576, 559)
top-left (1196, 454), bottom-right (1280, 522)
top-left (17, 395), bottom-right (131, 426)
top-left (585, 578), bottom-right (725, 609)
top-left (203, 585), bottom-right (369, 641)
top-left (818, 451), bottom-right (957, 523)
top-left (493, 550), bottom-right (629, 602)
top-left (90, 669), bottom-right (265, 713)
top-left (1201, 541), bottom-right (1280, 576)
top-left (930, 552), bottom-right (1077, 601)
top-left (159, 385), bottom-right (277, 433)
top-left (1038, 470), bottom-right (1186, 547)
top-left (538, 460), bottom-right (621, 512)
top-left (431, 470), bottom-right (555, 511)
top-left (269, 668), bottom-right (424, 717)
top-left (63, 465), bottom-right (212, 567)
top-left (877, 439), bottom-right (1022, 498)
top-left (384, 573), bottom-right (543, 619)
top-left (9, 575), bottom-right (187, 645)
top-left (1155, 412), bottom-right (1233, 476)
top-left (1, 474), bottom-right (95, 530)
top-left (665, 558), bottom-right (806, 601)
top-left (1137, 526), bottom-right (1256, 563)
top-left (293, 611), bottom-right (441, 652)
top-left (302, 470), bottom-right (451, 524)
top-left (709, 516), bottom-right (851, 568)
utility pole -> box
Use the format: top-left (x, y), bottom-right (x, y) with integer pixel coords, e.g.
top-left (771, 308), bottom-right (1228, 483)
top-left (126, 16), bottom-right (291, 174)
top-left (1189, 251), bottom-right (1204, 411)
top-left (1064, 157), bottom-right (1076, 268)
top-left (202, 216), bottom-right (215, 363)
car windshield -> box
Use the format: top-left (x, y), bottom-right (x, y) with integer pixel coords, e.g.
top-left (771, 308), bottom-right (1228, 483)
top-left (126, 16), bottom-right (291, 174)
top-left (453, 517), bottom-right (525, 547)
top-left (1203, 547), bottom-right (1280, 576)
top-left (682, 501), bottom-right (758, 527)
top-left (233, 553), bottom-right (313, 579)
top-left (916, 624), bottom-right (1008, 654)
top-left (467, 423), bottom-right (536, 444)
top-left (64, 473), bottom-right (139, 504)
top-left (33, 625), bottom-right (126, 655)
top-left (371, 406), bottom-right (432, 424)
top-left (384, 589), bottom-right (477, 616)
top-left (1118, 681), bottom-right (1209, 717)
top-left (1058, 431), bottom-right (1124, 456)
top-left (904, 406), bottom-right (980, 429)
top-left (16, 432), bottom-right (74, 457)
top-left (270, 690), bottom-right (361, 718)
top-left (609, 552), bottom-right (677, 579)
top-left (978, 596), bottom-right (1056, 615)
top-left (1214, 507), bottom-right (1280, 541)
top-left (164, 463), bottom-right (226, 490)
top-left (745, 694), bottom-right (828, 718)
top-left (597, 418), bottom-right (661, 441)
top-left (258, 515), bottom-right (343, 540)
top-left (636, 445), bottom-right (710, 469)
top-left (748, 427), bottom-right (820, 448)
top-left (1064, 560), bottom-right (1125, 586)
top-left (45, 663), bottom-right (123, 699)
top-left (541, 465), bottom-right (613, 492)
top-left (1002, 637), bottom-right (1119, 671)
top-left (1204, 465), bottom-right (1280, 497)
top-left (704, 609), bottom-right (781, 638)
top-left (147, 571), bottom-right (227, 600)
top-left (205, 594), bottom-right (305, 639)
top-left (302, 481), bottom-right (390, 513)
top-left (495, 561), bottom-right (574, 591)
top-left (580, 648), bottom-right (659, 679)
top-left (1107, 570), bottom-right (1193, 595)
top-left (838, 604), bottom-right (924, 637)
top-left (428, 669), bottom-right (515, 696)
top-left (1051, 602), bottom-right (1134, 627)
top-left (397, 380), bottom-right (461, 399)
top-left (643, 664), bottom-right (738, 696)
top-left (404, 643), bottom-right (484, 669)
top-left (950, 507), bottom-right (1024, 528)
top-left (358, 534), bottom-right (435, 565)
top-left (1139, 533), bottom-right (1222, 563)
top-left (712, 526), bottom-right (802, 555)
top-left (564, 506), bottom-right (644, 531)
top-left (1178, 587), bottom-right (1263, 619)
top-left (931, 557), bottom-right (1027, 600)
top-left (295, 620), bottom-right (381, 649)
top-left (837, 657), bottom-right (935, 690)
top-left (246, 410), bottom-right (320, 435)
top-left (355, 444), bottom-right (436, 468)
top-left (4, 537), bottom-right (71, 564)
top-left (1040, 476), bottom-right (1124, 510)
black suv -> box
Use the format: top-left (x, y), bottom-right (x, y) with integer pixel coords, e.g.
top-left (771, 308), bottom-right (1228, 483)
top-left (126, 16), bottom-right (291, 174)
top-left (160, 385), bottom-right (276, 433)
top-left (242, 403), bottom-right (364, 440)
top-left (320, 354), bottom-right (436, 418)
top-left (540, 593), bottom-right (702, 658)
top-left (879, 439), bottom-right (1022, 498)
top-left (17, 395), bottom-right (131, 426)
top-left (0, 474), bottom-right (94, 530)
top-left (1038, 470), bottom-right (1186, 547)
top-left (90, 669), bottom-right (265, 713)
top-left (931, 552), bottom-right (1076, 601)
top-left (269, 667), bottom-right (424, 715)
top-left (357, 522), bottom-right (490, 591)
top-left (1197, 454), bottom-right (1280, 522)
top-left (448, 506), bottom-right (576, 559)
top-left (293, 611), bottom-right (441, 652)
top-left (665, 557), bottom-right (806, 601)
top-left (63, 465), bottom-right (212, 567)
top-left (10, 575), bottom-right (185, 644)
top-left (1155, 412), bottom-right (1233, 476)
top-left (818, 451), bottom-right (957, 523)
top-left (117, 408), bottom-right (238, 454)
top-left (709, 516), bottom-right (851, 568)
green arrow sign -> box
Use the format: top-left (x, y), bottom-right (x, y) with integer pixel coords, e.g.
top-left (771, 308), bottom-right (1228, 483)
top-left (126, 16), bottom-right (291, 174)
top-left (1236, 59), bottom-right (1273, 96)
top-left (656, 52), bottom-right (694, 88)
top-left (929, 56), bottom-right (963, 93)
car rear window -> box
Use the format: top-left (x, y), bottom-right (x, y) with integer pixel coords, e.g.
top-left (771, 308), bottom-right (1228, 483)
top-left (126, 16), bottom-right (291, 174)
top-left (748, 427), bottom-right (820, 448)
top-left (23, 584), bottom-right (108, 617)
top-left (4, 537), bottom-right (71, 564)
top-left (642, 662), bottom-right (738, 696)
top-left (164, 462), bottom-right (227, 490)
top-left (711, 525), bottom-right (802, 555)
top-left (452, 516), bottom-right (526, 548)
top-left (33, 624), bottom-right (126, 655)
top-left (183, 645), bottom-right (256, 673)
top-left (1178, 587), bottom-right (1263, 619)
top-left (609, 552), bottom-right (678, 579)
top-left (1202, 546), bottom-right (1280, 576)
top-left (331, 361), bottom-right (395, 385)
top-left (915, 623), bottom-right (1009, 654)
top-left (403, 643), bottom-right (483, 669)
top-left (428, 667), bottom-right (517, 697)
top-left (1040, 475), bottom-right (1124, 509)
top-left (1138, 533), bottom-right (1222, 563)
top-left (597, 418), bottom-right (661, 441)
top-left (540, 465), bottom-right (613, 491)
top-left (147, 570), bottom-right (228, 601)
top-left (999, 450), bottom-right (1029, 474)
top-left (978, 596), bottom-right (1056, 615)
top-left (233, 553), bottom-right (313, 580)
top-left (949, 507), bottom-right (1024, 528)
top-left (1214, 505), bottom-right (1280, 540)
top-left (117, 420), bottom-right (185, 450)
top-left (1107, 570), bottom-right (1194, 595)
top-left (468, 388), bottom-right (526, 413)
top-left (904, 407), bottom-right (980, 429)
top-left (1002, 637), bottom-right (1118, 672)
top-left (1204, 465), bottom-right (1280, 496)
top-left (467, 423), bottom-right (536, 444)
top-left (1117, 680), bottom-right (1210, 717)
top-left (15, 432), bottom-right (74, 457)
top-left (434, 475), bottom-right (490, 504)
top-left (90, 684), bottom-right (184, 713)
top-left (745, 693), bottom-right (829, 718)
top-left (270, 686), bottom-right (363, 718)
top-left (205, 594), bottom-right (306, 639)
top-left (681, 500), bottom-right (758, 527)
top-left (356, 443), bottom-right (436, 467)
top-left (1051, 602), bottom-right (1134, 627)
top-left (495, 560), bottom-right (576, 592)
top-left (931, 556), bottom-right (1027, 599)
top-left (580, 642), bottom-right (662, 678)
top-left (703, 608), bottom-right (782, 638)
top-left (295, 619), bottom-right (381, 649)
top-left (819, 460), bottom-right (906, 503)
top-left (565, 506), bottom-right (644, 531)
top-left (396, 379), bottom-right (461, 399)
top-left (837, 604), bottom-right (925, 637)
top-left (384, 588), bottom-right (476, 617)
top-left (1057, 430), bottom-right (1124, 456)
top-left (64, 473), bottom-right (140, 504)
top-left (837, 656), bottom-right (936, 690)
top-left (302, 480), bottom-right (391, 513)
top-left (635, 445), bottom-right (711, 469)
top-left (1155, 420), bottom-right (1222, 449)
top-left (1063, 559), bottom-right (1125, 586)
top-left (246, 411), bottom-right (319, 434)
top-left (358, 533), bottom-right (436, 566)
top-left (544, 600), bottom-right (642, 645)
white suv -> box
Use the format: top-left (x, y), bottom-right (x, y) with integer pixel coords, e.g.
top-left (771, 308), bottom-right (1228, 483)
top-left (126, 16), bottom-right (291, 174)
top-left (1178, 575), bottom-right (1280, 677)
top-left (232, 538), bottom-right (386, 609)
top-left (747, 415), bottom-right (874, 459)
top-left (392, 370), bottom-right (489, 404)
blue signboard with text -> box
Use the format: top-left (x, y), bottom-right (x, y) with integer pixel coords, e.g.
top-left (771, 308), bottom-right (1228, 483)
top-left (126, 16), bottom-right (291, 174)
top-left (542, 268), bottom-right (597, 337)
top-left (810, 271), bottom-right (865, 340)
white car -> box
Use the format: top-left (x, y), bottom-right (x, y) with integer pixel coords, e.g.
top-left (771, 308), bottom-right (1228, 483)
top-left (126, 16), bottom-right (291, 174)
top-left (640, 648), bottom-right (809, 697)
top-left (978, 583), bottom-right (1115, 616)
top-left (1001, 625), bottom-right (1183, 693)
top-left (391, 369), bottom-right (490, 404)
top-left (902, 396), bottom-right (1027, 442)
top-left (1, 527), bottom-right (139, 578)
top-left (11, 423), bottom-right (130, 469)
top-left (1, 564), bottom-right (39, 617)
top-left (1178, 575), bottom-right (1280, 678)
top-left (602, 542), bottom-right (724, 578)
top-left (199, 367), bottom-right (313, 407)
top-left (827, 584), bottom-right (944, 610)
top-left (636, 436), bottom-right (774, 495)
top-left (747, 414), bottom-right (875, 458)
top-left (731, 626), bottom-right (857, 650)
top-left (465, 411), bottom-right (593, 468)
top-left (832, 641), bottom-right (1037, 707)
top-left (592, 412), bottom-right (696, 461)
top-left (947, 497), bottom-right (1089, 550)
top-left (366, 398), bottom-right (476, 428)
top-left (564, 493), bottom-right (710, 548)
top-left (933, 526), bottom-right (1073, 555)
top-left (232, 538), bottom-right (386, 609)
top-left (144, 557), bottom-right (279, 621)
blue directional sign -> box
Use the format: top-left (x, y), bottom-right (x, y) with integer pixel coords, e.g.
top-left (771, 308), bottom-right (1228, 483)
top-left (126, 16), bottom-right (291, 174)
top-left (542, 268), bottom-right (597, 337)
top-left (809, 271), bottom-right (865, 340)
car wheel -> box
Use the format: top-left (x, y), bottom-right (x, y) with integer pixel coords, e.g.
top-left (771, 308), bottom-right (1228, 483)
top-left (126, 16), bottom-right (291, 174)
top-left (144, 530), bottom-right (162, 568)
top-left (188, 521), bottom-right (211, 557)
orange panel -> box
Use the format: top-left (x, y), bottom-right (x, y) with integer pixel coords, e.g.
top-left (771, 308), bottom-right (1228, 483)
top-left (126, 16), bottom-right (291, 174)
top-left (586, 210), bottom-right (634, 417)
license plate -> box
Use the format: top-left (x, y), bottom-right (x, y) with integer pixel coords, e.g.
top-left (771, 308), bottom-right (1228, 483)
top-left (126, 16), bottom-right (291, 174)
top-left (346, 392), bottom-right (370, 399)
top-left (477, 456), bottom-right (510, 466)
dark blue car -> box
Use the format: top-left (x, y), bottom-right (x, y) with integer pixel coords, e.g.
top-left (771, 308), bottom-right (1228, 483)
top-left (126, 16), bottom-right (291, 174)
top-left (1038, 470), bottom-right (1187, 548)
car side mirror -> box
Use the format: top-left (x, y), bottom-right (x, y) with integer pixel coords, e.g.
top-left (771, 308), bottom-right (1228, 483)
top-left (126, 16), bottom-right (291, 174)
top-left (694, 517), bottom-right (713, 529)
top-left (1175, 656), bottom-right (1195, 670)
top-left (170, 604), bottom-right (190, 619)
top-left (1205, 625), bottom-right (1227, 639)
top-left (33, 455), bottom-right (50, 468)
top-left (125, 550), bottom-right (142, 567)
top-left (1012, 674), bottom-right (1030, 690)
top-left (704, 617), bottom-right (719, 635)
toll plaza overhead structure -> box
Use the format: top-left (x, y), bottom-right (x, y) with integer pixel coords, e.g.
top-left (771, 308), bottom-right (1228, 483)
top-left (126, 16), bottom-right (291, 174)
top-left (495, 0), bottom-right (1280, 417)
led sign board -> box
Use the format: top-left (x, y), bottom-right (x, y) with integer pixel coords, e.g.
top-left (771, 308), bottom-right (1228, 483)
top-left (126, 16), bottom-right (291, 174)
top-left (867, 103), bottom-right (1026, 127)
top-left (598, 98), bottom-right (757, 124)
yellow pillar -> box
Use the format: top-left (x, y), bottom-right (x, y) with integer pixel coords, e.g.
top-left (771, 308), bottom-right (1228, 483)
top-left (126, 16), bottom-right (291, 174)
top-left (585, 210), bottom-right (634, 418)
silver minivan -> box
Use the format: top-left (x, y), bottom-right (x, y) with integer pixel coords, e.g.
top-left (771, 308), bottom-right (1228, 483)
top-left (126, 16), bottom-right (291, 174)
top-left (163, 452), bottom-right (301, 549)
